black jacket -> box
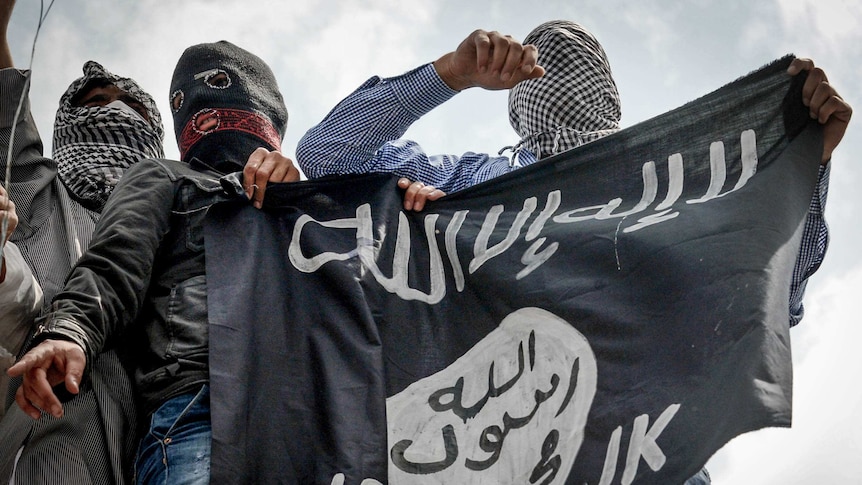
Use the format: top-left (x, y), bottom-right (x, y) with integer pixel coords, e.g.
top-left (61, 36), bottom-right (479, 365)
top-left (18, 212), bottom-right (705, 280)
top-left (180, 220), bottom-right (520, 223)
top-left (35, 157), bottom-right (241, 416)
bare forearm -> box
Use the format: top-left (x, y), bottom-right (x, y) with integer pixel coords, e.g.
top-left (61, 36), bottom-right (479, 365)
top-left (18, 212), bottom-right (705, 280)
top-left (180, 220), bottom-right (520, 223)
top-left (0, 0), bottom-right (16, 69)
top-left (0, 33), bottom-right (10, 69)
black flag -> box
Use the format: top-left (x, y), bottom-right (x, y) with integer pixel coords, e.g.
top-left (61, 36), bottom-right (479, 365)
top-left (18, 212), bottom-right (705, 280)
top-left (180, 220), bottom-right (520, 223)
top-left (205, 55), bottom-right (821, 484)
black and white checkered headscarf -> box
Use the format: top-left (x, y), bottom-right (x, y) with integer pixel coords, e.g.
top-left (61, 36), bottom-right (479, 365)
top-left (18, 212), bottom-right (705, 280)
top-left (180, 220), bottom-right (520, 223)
top-left (508, 20), bottom-right (621, 161)
top-left (53, 61), bottom-right (164, 211)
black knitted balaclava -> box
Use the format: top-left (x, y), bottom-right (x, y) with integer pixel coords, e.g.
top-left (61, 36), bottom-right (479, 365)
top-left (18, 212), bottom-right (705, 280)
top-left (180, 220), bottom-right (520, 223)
top-left (169, 41), bottom-right (287, 172)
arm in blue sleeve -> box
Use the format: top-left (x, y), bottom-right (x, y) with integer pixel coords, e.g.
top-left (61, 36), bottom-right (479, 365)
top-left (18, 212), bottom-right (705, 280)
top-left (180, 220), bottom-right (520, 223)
top-left (788, 163), bottom-right (830, 327)
top-left (296, 64), bottom-right (520, 193)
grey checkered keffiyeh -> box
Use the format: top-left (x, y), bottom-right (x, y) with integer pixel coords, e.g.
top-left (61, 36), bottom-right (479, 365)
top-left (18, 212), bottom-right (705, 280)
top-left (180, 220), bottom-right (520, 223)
top-left (508, 20), bottom-right (621, 161)
top-left (54, 61), bottom-right (164, 211)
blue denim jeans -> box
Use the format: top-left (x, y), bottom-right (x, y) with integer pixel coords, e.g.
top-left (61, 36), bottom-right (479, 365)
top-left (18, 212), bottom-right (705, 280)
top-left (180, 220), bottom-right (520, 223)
top-left (685, 467), bottom-right (712, 485)
top-left (135, 384), bottom-right (211, 485)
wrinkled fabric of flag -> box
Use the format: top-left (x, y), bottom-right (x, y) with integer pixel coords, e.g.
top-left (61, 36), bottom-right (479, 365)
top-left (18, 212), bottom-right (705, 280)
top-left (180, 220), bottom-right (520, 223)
top-left (204, 55), bottom-right (821, 484)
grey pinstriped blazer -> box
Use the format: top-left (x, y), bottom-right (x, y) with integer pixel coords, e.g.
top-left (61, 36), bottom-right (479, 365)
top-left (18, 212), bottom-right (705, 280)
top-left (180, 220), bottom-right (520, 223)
top-left (0, 68), bottom-right (137, 485)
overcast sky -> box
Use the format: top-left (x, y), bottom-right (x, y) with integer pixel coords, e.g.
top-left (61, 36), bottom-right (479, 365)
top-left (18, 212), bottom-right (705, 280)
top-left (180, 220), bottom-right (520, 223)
top-left (7, 0), bottom-right (861, 483)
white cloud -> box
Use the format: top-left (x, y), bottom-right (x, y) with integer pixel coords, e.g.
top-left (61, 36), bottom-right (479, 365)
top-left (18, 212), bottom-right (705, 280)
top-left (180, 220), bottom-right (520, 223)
top-left (772, 0), bottom-right (862, 85)
top-left (286, 0), bottom-right (436, 107)
top-left (620, 4), bottom-right (681, 83)
top-left (775, 0), bottom-right (862, 44)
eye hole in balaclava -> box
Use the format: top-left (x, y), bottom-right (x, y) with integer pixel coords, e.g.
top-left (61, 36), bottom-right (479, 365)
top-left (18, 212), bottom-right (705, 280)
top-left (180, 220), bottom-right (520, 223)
top-left (171, 90), bottom-right (184, 113)
top-left (202, 70), bottom-right (231, 89)
top-left (171, 70), bottom-right (230, 114)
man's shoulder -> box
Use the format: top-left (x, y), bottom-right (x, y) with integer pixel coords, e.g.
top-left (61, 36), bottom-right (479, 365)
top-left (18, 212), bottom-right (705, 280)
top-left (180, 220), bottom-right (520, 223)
top-left (146, 158), bottom-right (197, 174)
top-left (149, 159), bottom-right (233, 201)
top-left (133, 158), bottom-right (221, 183)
